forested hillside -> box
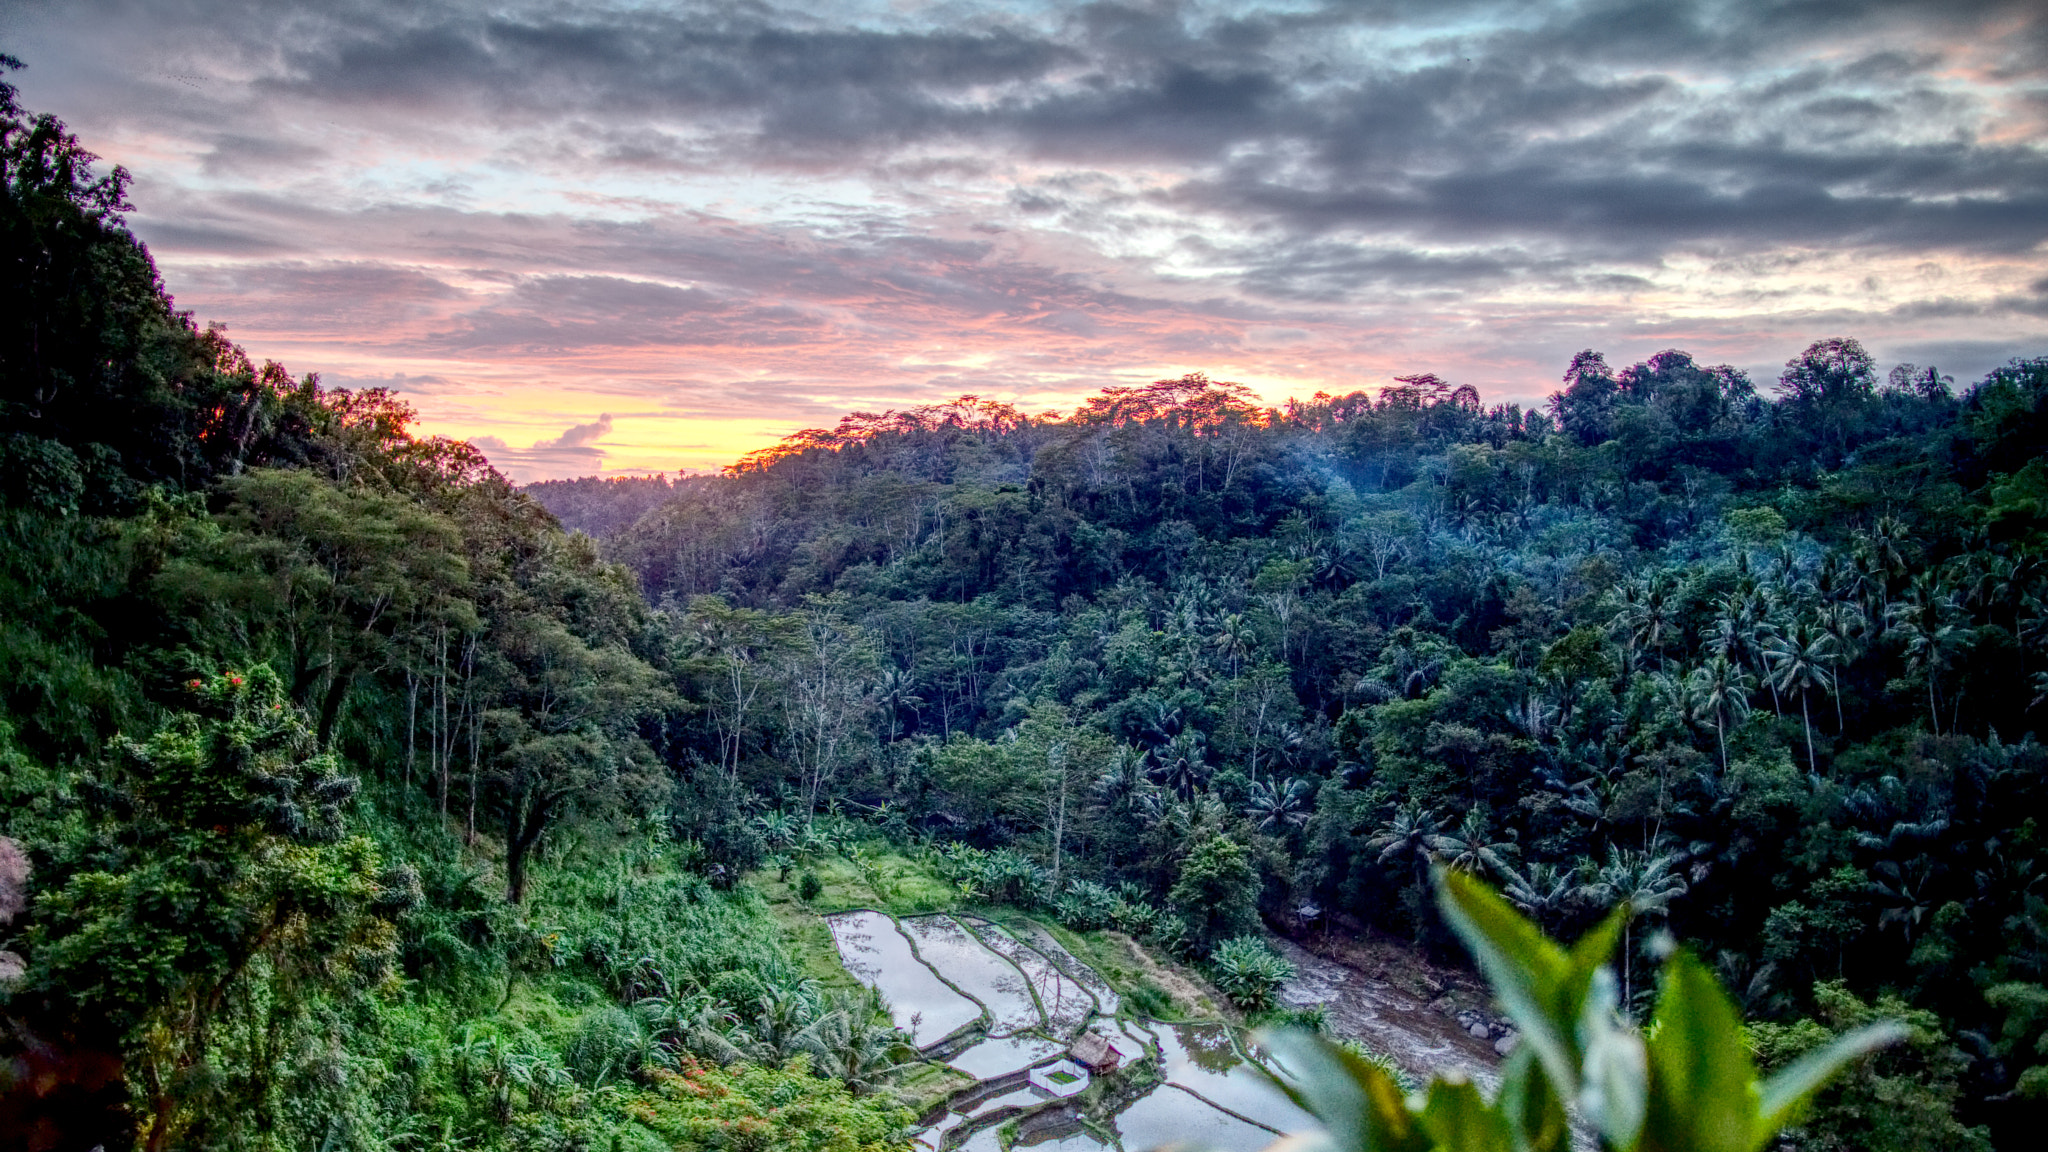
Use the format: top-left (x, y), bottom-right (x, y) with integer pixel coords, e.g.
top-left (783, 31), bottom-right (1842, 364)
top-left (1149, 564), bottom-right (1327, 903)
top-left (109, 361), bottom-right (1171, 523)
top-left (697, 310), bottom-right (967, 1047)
top-left (5, 52), bottom-right (2048, 1152)
top-left (531, 352), bottom-right (2048, 1146)
top-left (0, 69), bottom-right (912, 1152)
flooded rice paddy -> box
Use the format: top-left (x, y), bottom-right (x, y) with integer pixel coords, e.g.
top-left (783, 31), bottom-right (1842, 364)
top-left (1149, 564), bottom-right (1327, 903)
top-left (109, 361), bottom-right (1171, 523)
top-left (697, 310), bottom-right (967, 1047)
top-left (823, 910), bottom-right (1312, 1152)
top-left (824, 910), bottom-right (983, 1048)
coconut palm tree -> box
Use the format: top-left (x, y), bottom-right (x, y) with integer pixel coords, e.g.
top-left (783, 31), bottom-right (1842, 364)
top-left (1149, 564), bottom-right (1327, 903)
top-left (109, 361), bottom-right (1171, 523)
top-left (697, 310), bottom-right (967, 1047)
top-left (1210, 612), bottom-right (1256, 677)
top-left (1500, 861), bottom-right (1576, 933)
top-left (1768, 620), bottom-right (1836, 776)
top-left (1686, 654), bottom-right (1755, 772)
top-left (874, 665), bottom-right (923, 742)
top-left (1579, 847), bottom-right (1689, 1011)
top-left (795, 989), bottom-right (914, 1094)
top-left (1817, 600), bottom-right (1866, 732)
top-left (1889, 582), bottom-right (1969, 734)
top-left (1432, 809), bottom-right (1515, 877)
top-left (1364, 800), bottom-right (1455, 896)
top-left (1151, 729), bottom-right (1209, 799)
top-left (1244, 776), bottom-right (1312, 835)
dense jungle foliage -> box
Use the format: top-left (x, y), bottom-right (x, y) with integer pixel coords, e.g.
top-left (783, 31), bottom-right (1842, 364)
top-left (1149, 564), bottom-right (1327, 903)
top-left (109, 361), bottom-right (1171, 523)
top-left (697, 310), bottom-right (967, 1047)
top-left (529, 329), bottom-right (2048, 1147)
top-left (0, 70), bottom-right (912, 1152)
top-left (3, 55), bottom-right (2047, 1152)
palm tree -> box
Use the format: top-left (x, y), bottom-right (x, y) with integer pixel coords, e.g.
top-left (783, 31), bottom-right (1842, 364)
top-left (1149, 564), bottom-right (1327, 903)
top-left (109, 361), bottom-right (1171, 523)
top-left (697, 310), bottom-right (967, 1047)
top-left (1151, 729), bottom-right (1209, 799)
top-left (1580, 848), bottom-right (1689, 1011)
top-left (1767, 621), bottom-right (1836, 776)
top-left (1889, 584), bottom-right (1968, 734)
top-left (1612, 574), bottom-right (1678, 672)
top-left (1870, 857), bottom-right (1941, 944)
top-left (1244, 776), bottom-right (1312, 835)
top-left (742, 981), bottom-right (824, 1063)
top-left (1432, 809), bottom-right (1514, 877)
top-left (1093, 743), bottom-right (1151, 816)
top-left (1686, 655), bottom-right (1755, 772)
top-left (794, 989), bottom-right (914, 1094)
top-left (1364, 800), bottom-right (1454, 896)
top-left (874, 666), bottom-right (923, 742)
top-left (1816, 600), bottom-right (1866, 732)
top-left (1210, 612), bottom-right (1256, 676)
top-left (1856, 515), bottom-right (1914, 600)
top-left (1500, 861), bottom-right (1576, 933)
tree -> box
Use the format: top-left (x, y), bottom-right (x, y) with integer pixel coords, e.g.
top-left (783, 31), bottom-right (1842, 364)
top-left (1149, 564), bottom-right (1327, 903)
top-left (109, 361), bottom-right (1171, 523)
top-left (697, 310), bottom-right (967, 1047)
top-left (1750, 982), bottom-right (1991, 1152)
top-left (1888, 586), bottom-right (1969, 735)
top-left (1767, 621), bottom-right (1836, 776)
top-left (1245, 776), bottom-right (1312, 835)
top-left (1579, 848), bottom-right (1689, 1011)
top-left (1167, 835), bottom-right (1260, 950)
top-left (779, 598), bottom-right (880, 827)
top-left (677, 596), bottom-right (791, 786)
top-left (1365, 800), bottom-right (1455, 898)
top-left (489, 611), bottom-right (671, 902)
top-left (1780, 338), bottom-right (1878, 462)
top-left (1686, 654), bottom-right (1755, 772)
top-left (1500, 861), bottom-right (1576, 933)
top-left (794, 989), bottom-right (913, 1094)
top-left (1432, 810), bottom-right (1514, 878)
top-left (20, 668), bottom-right (400, 1151)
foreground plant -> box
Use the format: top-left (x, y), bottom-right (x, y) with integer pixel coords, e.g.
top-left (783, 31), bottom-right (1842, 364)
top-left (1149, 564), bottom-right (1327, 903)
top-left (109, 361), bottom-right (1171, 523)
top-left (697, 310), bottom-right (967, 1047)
top-left (1260, 870), bottom-right (1903, 1152)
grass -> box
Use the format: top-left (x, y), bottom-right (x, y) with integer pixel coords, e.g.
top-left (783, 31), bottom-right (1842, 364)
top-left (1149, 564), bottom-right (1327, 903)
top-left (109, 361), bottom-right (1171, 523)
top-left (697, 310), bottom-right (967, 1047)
top-left (1028, 919), bottom-right (1225, 1022)
top-left (749, 841), bottom-right (959, 916)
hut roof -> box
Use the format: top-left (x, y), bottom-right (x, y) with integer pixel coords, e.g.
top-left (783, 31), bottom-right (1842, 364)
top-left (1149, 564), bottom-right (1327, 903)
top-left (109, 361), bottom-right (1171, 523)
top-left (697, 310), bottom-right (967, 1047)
top-left (1069, 1031), bottom-right (1121, 1070)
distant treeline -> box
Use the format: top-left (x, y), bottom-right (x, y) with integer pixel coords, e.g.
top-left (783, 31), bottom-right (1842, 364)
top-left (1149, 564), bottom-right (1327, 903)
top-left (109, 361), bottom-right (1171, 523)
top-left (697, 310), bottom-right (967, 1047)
top-left (529, 347), bottom-right (2048, 1149)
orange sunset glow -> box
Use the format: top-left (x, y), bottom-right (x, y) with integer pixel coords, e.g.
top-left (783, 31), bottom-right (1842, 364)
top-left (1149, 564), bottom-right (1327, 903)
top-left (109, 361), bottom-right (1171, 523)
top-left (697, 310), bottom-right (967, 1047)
top-left (8, 0), bottom-right (2046, 479)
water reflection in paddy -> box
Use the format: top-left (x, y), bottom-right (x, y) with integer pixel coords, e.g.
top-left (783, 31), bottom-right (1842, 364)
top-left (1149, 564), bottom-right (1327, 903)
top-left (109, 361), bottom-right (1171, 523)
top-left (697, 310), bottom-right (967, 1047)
top-left (1113, 1084), bottom-right (1279, 1152)
top-left (899, 915), bottom-right (1043, 1036)
top-left (946, 1034), bottom-right (1065, 1080)
top-left (962, 919), bottom-right (1096, 1039)
top-left (824, 910), bottom-right (981, 1047)
top-left (1016, 925), bottom-right (1120, 1015)
top-left (1153, 1022), bottom-right (1317, 1133)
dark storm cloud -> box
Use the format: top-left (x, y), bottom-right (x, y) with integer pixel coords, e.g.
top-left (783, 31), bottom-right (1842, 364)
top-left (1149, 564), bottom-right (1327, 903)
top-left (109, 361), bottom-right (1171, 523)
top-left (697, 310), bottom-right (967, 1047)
top-left (426, 274), bottom-right (826, 353)
top-left (20, 1), bottom-right (2047, 265)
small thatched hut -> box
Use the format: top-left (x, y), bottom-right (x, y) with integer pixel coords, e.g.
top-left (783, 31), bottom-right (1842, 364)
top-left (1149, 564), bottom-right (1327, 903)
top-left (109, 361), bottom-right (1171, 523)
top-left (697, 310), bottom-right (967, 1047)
top-left (1069, 1031), bottom-right (1122, 1073)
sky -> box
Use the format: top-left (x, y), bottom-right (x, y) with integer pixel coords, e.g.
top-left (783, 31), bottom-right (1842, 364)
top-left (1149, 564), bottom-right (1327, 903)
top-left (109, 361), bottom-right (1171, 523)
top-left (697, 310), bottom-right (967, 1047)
top-left (5, 0), bottom-right (2046, 480)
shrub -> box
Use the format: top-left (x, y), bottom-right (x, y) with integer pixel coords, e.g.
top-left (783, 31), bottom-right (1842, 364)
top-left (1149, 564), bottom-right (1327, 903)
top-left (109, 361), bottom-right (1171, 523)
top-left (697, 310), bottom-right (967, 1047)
top-left (1210, 936), bottom-right (1296, 1012)
top-left (797, 872), bottom-right (823, 902)
top-left (1054, 880), bottom-right (1119, 930)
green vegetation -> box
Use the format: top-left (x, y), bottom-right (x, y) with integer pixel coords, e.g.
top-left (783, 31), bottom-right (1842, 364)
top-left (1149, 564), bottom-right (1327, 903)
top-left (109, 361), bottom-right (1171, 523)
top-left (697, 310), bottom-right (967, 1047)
top-left (4, 54), bottom-right (2048, 1151)
top-left (1263, 870), bottom-right (1904, 1152)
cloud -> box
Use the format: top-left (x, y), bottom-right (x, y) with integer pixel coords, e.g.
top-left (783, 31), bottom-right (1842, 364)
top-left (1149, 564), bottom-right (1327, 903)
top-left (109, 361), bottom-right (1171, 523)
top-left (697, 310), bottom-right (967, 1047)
top-left (3, 0), bottom-right (2043, 477)
top-left (472, 413), bottom-right (614, 480)
top-left (536, 413), bottom-right (612, 451)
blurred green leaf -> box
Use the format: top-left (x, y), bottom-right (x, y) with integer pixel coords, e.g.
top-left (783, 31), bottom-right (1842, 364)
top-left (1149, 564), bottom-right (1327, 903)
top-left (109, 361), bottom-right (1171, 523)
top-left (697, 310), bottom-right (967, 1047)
top-left (1418, 1077), bottom-right (1513, 1152)
top-left (1641, 950), bottom-right (1760, 1152)
top-left (1258, 1027), bottom-right (1430, 1152)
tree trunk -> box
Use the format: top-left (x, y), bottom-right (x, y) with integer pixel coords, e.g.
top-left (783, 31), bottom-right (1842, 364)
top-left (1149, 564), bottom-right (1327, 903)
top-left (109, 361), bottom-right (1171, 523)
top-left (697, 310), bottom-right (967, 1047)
top-left (316, 664), bottom-right (353, 749)
top-left (1801, 694), bottom-right (1816, 776)
top-left (405, 668), bottom-right (418, 795)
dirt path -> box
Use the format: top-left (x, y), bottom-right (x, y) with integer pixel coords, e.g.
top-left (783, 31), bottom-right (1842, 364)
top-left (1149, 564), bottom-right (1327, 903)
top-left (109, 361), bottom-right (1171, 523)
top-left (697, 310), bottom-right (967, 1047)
top-left (1272, 934), bottom-right (1504, 1091)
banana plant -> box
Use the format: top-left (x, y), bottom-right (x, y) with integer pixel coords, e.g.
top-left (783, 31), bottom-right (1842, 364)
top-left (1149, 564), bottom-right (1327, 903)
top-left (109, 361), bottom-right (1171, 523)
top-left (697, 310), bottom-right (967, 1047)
top-left (1259, 870), bottom-right (1904, 1152)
